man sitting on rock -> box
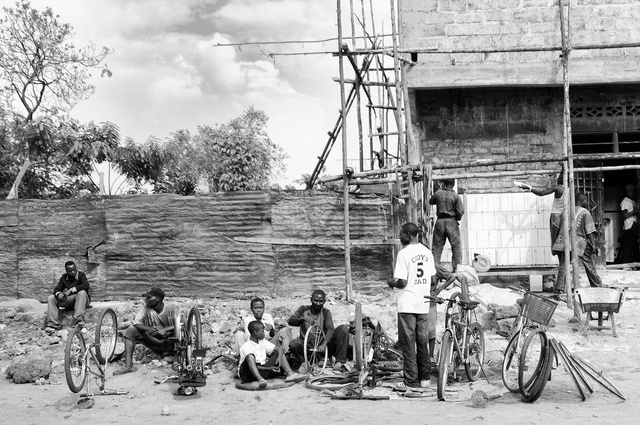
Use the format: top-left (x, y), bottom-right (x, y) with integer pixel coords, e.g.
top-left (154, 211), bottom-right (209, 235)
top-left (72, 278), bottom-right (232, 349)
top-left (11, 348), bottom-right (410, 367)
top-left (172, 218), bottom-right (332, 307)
top-left (45, 261), bottom-right (91, 331)
top-left (287, 289), bottom-right (350, 373)
top-left (234, 297), bottom-right (292, 355)
top-left (113, 286), bottom-right (177, 376)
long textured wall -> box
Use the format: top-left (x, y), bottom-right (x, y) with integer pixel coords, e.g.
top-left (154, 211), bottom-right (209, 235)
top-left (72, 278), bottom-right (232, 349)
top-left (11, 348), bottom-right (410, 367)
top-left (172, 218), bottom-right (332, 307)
top-left (401, 0), bottom-right (640, 87)
top-left (0, 192), bottom-right (394, 301)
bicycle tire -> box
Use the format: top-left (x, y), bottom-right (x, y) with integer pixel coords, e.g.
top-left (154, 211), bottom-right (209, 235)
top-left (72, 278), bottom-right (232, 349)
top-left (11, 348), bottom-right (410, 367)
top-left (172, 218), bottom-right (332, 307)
top-left (502, 330), bottom-right (521, 393)
top-left (437, 329), bottom-right (454, 401)
top-left (186, 307), bottom-right (202, 368)
top-left (464, 322), bottom-right (485, 381)
top-left (522, 338), bottom-right (554, 403)
top-left (354, 302), bottom-right (364, 371)
top-left (571, 354), bottom-right (626, 400)
top-left (95, 308), bottom-right (118, 364)
top-left (64, 327), bottom-right (88, 393)
top-left (306, 375), bottom-right (357, 391)
top-left (304, 324), bottom-right (328, 376)
top-left (445, 292), bottom-right (463, 330)
top-left (519, 329), bottom-right (547, 395)
top-left (374, 347), bottom-right (403, 372)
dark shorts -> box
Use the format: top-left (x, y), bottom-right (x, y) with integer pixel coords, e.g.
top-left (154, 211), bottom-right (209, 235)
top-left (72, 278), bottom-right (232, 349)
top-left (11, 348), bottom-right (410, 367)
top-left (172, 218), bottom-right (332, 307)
top-left (238, 351), bottom-right (280, 382)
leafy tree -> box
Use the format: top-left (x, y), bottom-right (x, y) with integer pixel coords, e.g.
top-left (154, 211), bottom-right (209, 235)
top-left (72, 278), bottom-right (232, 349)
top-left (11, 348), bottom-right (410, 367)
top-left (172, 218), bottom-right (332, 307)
top-left (197, 107), bottom-right (287, 192)
top-left (116, 107), bottom-right (287, 194)
top-left (0, 0), bottom-right (113, 199)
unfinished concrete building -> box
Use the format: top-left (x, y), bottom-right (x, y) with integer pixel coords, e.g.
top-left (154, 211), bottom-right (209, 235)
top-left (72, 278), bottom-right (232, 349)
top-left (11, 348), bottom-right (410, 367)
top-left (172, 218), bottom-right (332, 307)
top-left (399, 0), bottom-right (640, 273)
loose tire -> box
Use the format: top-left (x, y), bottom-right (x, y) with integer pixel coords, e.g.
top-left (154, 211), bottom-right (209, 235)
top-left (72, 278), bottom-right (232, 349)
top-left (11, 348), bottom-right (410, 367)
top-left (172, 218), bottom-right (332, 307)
top-left (519, 329), bottom-right (548, 396)
top-left (65, 327), bottom-right (87, 393)
top-left (304, 324), bottom-right (328, 376)
top-left (521, 338), bottom-right (553, 403)
top-left (437, 329), bottom-right (454, 401)
top-left (95, 308), bottom-right (118, 365)
top-left (464, 322), bottom-right (485, 381)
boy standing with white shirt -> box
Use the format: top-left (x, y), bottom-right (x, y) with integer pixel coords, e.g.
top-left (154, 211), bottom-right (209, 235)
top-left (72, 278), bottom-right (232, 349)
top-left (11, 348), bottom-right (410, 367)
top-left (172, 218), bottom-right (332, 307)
top-left (388, 222), bottom-right (437, 389)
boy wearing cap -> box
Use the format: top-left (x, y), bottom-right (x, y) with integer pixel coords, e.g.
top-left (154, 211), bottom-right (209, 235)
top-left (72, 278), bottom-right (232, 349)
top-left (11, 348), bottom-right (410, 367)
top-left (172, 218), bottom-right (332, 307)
top-left (113, 286), bottom-right (177, 375)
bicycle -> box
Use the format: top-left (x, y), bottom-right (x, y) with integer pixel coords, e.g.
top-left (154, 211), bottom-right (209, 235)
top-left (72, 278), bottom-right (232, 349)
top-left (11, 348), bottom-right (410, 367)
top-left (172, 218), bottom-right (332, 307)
top-left (165, 306), bottom-right (208, 395)
top-left (501, 289), bottom-right (558, 396)
top-left (426, 292), bottom-right (485, 401)
top-left (64, 308), bottom-right (128, 397)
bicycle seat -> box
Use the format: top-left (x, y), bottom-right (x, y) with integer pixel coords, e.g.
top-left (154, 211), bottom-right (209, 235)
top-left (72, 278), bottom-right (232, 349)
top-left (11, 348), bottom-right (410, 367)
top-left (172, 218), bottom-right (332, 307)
top-left (460, 300), bottom-right (479, 310)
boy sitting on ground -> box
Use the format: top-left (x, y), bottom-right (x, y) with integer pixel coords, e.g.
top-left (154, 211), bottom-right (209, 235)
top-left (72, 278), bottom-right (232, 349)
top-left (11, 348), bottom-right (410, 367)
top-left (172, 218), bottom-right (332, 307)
top-left (234, 297), bottom-right (292, 355)
top-left (238, 321), bottom-right (306, 388)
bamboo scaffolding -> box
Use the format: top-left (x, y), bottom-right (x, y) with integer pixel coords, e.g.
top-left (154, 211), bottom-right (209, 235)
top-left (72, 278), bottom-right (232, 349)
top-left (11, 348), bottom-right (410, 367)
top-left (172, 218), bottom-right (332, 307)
top-left (337, 0), bottom-right (353, 301)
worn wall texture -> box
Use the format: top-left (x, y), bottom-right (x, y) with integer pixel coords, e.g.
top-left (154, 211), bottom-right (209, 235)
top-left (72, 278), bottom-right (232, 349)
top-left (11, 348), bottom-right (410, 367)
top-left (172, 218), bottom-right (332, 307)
top-left (401, 0), bottom-right (640, 87)
top-left (0, 192), bottom-right (395, 301)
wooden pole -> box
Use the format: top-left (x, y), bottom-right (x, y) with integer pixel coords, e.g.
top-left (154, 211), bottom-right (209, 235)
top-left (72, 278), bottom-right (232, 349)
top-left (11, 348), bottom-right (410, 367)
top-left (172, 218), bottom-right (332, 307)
top-left (337, 0), bottom-right (353, 301)
top-left (389, 0), bottom-right (405, 165)
top-left (559, 0), bottom-right (576, 311)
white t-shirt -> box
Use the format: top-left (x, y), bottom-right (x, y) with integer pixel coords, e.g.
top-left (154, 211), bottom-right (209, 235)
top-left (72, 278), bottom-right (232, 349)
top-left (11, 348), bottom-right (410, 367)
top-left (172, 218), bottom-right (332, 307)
top-left (393, 243), bottom-right (436, 314)
top-left (242, 313), bottom-right (274, 337)
top-left (238, 339), bottom-right (275, 371)
top-left (621, 197), bottom-right (637, 230)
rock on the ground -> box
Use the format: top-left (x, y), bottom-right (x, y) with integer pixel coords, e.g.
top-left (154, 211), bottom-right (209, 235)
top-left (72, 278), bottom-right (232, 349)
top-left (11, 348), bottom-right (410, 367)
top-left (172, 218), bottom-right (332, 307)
top-left (6, 353), bottom-right (53, 383)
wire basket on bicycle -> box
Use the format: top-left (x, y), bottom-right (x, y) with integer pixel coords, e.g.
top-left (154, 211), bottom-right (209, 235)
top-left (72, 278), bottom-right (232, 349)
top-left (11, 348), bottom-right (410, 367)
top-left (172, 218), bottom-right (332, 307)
top-left (522, 293), bottom-right (558, 327)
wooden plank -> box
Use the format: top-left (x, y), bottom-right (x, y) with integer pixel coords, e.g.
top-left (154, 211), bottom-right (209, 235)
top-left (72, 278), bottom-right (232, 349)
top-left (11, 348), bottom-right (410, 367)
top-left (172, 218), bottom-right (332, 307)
top-left (234, 237), bottom-right (399, 246)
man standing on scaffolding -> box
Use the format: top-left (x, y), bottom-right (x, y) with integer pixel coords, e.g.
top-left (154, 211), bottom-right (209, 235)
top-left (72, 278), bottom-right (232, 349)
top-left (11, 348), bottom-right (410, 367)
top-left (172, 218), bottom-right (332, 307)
top-left (429, 179), bottom-right (464, 272)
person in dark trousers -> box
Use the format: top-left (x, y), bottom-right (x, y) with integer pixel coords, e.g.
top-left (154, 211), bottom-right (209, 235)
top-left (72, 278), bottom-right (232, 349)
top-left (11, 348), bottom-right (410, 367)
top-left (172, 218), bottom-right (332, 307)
top-left (526, 174), bottom-right (566, 294)
top-left (620, 184), bottom-right (639, 263)
top-left (287, 290), bottom-right (350, 373)
top-left (388, 222), bottom-right (437, 390)
top-left (45, 261), bottom-right (90, 331)
top-left (429, 179), bottom-right (464, 271)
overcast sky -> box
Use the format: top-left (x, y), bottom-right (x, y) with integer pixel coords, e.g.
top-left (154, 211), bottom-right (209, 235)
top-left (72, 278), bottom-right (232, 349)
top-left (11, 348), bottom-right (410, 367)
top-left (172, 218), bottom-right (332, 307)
top-left (1, 0), bottom-right (393, 189)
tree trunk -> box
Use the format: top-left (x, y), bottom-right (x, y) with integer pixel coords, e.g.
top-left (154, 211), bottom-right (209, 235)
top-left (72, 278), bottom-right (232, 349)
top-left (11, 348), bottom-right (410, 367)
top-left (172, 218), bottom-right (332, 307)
top-left (6, 158), bottom-right (31, 200)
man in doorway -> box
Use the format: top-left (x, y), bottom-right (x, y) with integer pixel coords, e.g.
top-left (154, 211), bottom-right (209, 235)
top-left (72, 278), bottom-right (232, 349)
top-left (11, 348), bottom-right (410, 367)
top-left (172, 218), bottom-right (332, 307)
top-left (620, 184), bottom-right (639, 263)
top-left (388, 222), bottom-right (437, 390)
top-left (113, 286), bottom-right (177, 375)
top-left (45, 261), bottom-right (91, 331)
top-left (429, 179), bottom-right (464, 272)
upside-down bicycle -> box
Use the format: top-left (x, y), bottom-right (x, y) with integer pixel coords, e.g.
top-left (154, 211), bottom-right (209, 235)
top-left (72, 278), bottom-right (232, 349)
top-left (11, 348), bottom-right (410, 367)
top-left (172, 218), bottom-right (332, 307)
top-left (158, 306), bottom-right (208, 395)
top-left (64, 308), bottom-right (128, 398)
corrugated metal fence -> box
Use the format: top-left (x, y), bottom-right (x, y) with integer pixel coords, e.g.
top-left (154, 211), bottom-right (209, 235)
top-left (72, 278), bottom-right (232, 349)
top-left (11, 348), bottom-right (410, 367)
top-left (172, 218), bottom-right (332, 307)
top-left (0, 191), bottom-right (396, 300)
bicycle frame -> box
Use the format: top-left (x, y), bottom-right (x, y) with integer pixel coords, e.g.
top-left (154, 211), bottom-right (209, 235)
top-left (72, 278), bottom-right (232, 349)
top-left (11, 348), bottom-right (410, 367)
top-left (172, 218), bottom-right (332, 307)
top-left (442, 304), bottom-right (472, 368)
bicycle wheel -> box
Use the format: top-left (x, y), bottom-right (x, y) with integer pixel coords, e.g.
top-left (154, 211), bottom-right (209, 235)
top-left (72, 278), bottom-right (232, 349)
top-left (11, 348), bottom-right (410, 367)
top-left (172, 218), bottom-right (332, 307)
top-left (437, 329), bottom-right (454, 401)
top-left (502, 330), bottom-right (521, 393)
top-left (374, 346), bottom-right (403, 372)
top-left (186, 306), bottom-right (202, 367)
top-left (64, 327), bottom-right (88, 393)
top-left (304, 324), bottom-right (328, 376)
top-left (522, 339), bottom-right (554, 403)
top-left (354, 302), bottom-right (365, 371)
top-left (445, 292), bottom-right (463, 329)
top-left (95, 308), bottom-right (118, 365)
top-left (519, 330), bottom-right (548, 398)
top-left (464, 322), bottom-right (485, 381)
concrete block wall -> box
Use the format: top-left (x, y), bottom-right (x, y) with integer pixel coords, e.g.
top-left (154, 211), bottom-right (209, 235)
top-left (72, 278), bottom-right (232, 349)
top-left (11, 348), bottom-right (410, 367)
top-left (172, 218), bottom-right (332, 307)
top-left (436, 192), bottom-right (556, 267)
top-left (401, 0), bottom-right (640, 87)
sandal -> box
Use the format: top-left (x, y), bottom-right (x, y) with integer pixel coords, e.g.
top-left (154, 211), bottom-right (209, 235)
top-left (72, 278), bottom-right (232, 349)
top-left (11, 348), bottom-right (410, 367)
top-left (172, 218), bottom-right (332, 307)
top-left (258, 378), bottom-right (267, 388)
top-left (113, 366), bottom-right (138, 376)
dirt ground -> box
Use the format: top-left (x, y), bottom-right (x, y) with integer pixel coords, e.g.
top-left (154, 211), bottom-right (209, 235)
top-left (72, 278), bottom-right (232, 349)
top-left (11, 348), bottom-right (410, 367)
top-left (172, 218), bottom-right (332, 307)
top-left (1, 272), bottom-right (639, 425)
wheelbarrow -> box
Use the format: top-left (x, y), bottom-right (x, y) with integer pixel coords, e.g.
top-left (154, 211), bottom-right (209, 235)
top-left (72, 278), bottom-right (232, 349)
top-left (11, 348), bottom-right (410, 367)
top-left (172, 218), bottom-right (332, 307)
top-left (575, 287), bottom-right (626, 337)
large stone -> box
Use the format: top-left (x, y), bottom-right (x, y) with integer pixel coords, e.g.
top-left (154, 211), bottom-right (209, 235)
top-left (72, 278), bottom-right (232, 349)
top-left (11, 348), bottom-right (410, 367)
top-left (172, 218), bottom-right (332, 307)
top-left (488, 303), bottom-right (520, 320)
top-left (6, 353), bottom-right (53, 383)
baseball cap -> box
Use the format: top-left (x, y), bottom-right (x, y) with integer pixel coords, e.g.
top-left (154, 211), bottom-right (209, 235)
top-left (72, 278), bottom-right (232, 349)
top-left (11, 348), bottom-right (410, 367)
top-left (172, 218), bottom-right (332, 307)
top-left (141, 286), bottom-right (165, 299)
